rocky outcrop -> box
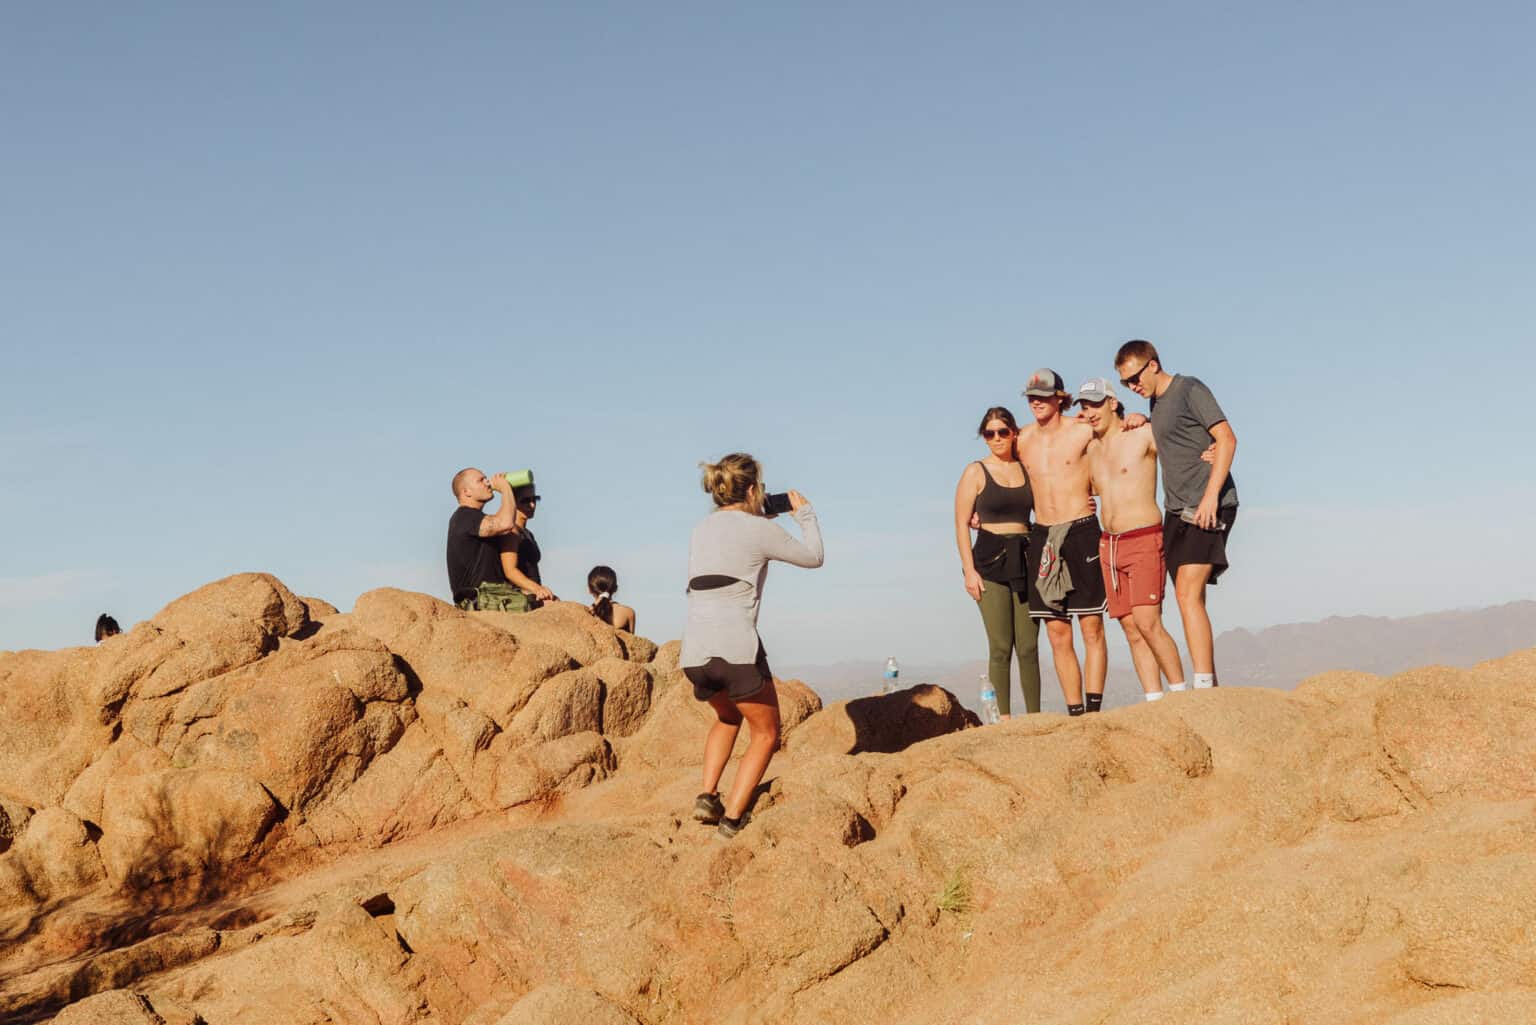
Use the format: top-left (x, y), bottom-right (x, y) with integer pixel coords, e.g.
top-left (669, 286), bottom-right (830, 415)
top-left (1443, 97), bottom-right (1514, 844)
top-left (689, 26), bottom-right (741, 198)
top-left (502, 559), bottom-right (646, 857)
top-left (97, 770), bottom-right (279, 890)
top-left (0, 574), bottom-right (669, 1004)
top-left (3, 575), bottom-right (1535, 1024)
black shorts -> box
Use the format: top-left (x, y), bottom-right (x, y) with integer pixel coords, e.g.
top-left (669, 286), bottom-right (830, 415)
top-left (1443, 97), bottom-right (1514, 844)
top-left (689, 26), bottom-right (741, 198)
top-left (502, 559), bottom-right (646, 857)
top-left (1028, 515), bottom-right (1108, 620)
top-left (683, 641), bottom-right (772, 702)
top-left (1163, 506), bottom-right (1238, 584)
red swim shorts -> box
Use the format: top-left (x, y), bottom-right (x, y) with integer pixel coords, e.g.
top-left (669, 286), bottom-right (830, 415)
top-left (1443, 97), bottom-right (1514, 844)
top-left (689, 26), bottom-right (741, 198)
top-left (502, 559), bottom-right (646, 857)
top-left (1099, 524), bottom-right (1165, 621)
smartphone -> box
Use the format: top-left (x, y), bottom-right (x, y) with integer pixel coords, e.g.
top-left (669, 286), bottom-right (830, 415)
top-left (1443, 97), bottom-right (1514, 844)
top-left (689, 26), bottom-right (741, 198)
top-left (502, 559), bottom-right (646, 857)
top-left (763, 492), bottom-right (794, 517)
top-left (1178, 507), bottom-right (1226, 531)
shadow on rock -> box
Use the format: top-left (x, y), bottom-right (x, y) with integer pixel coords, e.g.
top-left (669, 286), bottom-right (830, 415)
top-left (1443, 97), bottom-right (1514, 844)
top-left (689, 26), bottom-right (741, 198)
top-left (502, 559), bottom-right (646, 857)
top-left (789, 683), bottom-right (978, 757)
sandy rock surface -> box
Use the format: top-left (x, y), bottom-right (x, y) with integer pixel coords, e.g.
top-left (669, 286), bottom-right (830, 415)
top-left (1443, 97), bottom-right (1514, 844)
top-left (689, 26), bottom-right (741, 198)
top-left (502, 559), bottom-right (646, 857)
top-left (1, 574), bottom-right (1534, 1023)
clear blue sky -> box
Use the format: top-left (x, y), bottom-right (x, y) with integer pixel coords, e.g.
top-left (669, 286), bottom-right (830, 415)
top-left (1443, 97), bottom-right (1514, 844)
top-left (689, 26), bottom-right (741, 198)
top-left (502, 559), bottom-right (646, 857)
top-left (4, 2), bottom-right (1533, 669)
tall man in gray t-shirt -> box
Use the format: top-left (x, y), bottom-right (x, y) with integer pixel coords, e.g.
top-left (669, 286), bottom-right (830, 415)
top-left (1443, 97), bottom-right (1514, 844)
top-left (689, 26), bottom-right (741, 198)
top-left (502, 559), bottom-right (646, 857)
top-left (1114, 340), bottom-right (1238, 689)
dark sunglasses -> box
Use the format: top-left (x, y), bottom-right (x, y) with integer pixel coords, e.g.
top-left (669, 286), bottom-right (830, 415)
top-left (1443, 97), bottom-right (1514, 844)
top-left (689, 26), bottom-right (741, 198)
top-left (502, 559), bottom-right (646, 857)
top-left (1119, 361), bottom-right (1152, 388)
top-left (981, 428), bottom-right (1015, 440)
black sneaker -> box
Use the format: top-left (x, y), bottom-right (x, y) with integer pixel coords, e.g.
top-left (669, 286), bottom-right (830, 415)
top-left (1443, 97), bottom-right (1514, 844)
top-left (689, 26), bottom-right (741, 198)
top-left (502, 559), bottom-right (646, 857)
top-left (715, 812), bottom-right (751, 840)
top-left (692, 792), bottom-right (725, 824)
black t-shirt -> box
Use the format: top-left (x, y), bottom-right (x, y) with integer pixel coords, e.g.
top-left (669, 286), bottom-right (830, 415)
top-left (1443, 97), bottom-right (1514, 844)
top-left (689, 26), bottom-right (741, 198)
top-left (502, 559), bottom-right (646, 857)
top-left (446, 506), bottom-right (507, 603)
top-left (501, 528), bottom-right (541, 585)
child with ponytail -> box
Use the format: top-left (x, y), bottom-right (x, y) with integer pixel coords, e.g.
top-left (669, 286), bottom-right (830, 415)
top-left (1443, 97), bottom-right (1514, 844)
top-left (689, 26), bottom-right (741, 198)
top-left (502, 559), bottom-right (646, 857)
top-left (586, 565), bottom-right (636, 632)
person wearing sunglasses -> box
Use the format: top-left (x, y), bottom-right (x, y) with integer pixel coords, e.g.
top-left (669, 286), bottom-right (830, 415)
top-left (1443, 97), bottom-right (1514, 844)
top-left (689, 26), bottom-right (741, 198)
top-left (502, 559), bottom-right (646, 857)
top-left (954, 406), bottom-right (1041, 717)
top-left (1113, 339), bottom-right (1238, 690)
top-left (499, 482), bottom-right (557, 608)
top-left (1016, 369), bottom-right (1110, 715)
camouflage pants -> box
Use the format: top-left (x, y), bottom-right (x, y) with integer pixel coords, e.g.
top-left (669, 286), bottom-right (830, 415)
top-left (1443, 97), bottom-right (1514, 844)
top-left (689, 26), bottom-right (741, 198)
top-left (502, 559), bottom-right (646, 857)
top-left (457, 581), bottom-right (533, 613)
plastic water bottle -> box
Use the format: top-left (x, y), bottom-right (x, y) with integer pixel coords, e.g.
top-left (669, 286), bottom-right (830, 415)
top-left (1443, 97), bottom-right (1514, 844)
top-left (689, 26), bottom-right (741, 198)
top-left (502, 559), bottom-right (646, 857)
top-left (978, 675), bottom-right (1000, 724)
top-left (882, 657), bottom-right (900, 694)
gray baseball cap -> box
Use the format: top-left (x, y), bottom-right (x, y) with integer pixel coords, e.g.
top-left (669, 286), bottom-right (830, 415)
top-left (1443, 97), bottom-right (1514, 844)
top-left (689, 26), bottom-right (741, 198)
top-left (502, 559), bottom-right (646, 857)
top-left (1022, 368), bottom-right (1066, 398)
top-left (1075, 377), bottom-right (1118, 405)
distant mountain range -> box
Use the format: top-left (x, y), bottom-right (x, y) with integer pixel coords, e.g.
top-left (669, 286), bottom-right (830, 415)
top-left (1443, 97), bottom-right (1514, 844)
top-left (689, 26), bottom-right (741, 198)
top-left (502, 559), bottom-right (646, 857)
top-left (1217, 600), bottom-right (1536, 686)
top-left (781, 600), bottom-right (1536, 712)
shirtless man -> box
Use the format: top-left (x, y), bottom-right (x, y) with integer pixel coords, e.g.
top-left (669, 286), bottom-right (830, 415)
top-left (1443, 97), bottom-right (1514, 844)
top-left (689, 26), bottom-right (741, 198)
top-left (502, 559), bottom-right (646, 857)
top-left (1077, 378), bottom-right (1187, 702)
top-left (1015, 369), bottom-right (1108, 715)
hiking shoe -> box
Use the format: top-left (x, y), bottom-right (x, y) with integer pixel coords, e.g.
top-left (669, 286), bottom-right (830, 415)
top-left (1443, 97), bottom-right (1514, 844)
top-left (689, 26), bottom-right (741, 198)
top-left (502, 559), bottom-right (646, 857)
top-left (715, 812), bottom-right (751, 840)
top-left (692, 792), bottom-right (725, 825)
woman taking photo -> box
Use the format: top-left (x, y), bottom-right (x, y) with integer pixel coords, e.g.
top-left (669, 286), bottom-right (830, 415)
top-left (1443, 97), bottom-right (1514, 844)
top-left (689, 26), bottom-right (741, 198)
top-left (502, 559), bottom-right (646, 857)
top-left (681, 452), bottom-right (824, 839)
top-left (954, 406), bottom-right (1041, 717)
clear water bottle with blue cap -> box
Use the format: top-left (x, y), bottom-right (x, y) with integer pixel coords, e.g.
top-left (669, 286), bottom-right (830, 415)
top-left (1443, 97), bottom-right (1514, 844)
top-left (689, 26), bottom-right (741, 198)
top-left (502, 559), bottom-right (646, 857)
top-left (882, 657), bottom-right (899, 694)
top-left (978, 675), bottom-right (1000, 724)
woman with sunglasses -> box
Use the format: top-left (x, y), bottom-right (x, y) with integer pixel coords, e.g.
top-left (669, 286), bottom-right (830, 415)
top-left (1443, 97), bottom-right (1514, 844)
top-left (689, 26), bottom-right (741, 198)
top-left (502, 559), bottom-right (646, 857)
top-left (499, 483), bottom-right (557, 608)
top-left (954, 406), bottom-right (1041, 717)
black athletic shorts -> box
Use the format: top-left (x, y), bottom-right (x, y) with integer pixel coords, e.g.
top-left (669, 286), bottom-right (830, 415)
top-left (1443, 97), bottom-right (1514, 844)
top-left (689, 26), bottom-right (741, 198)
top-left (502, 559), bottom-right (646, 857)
top-left (1163, 506), bottom-right (1238, 584)
top-left (1028, 515), bottom-right (1108, 620)
top-left (683, 641), bottom-right (772, 702)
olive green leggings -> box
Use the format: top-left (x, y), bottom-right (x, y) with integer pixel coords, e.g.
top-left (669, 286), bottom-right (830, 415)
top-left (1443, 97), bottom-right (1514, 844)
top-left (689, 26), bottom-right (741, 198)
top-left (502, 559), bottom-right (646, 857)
top-left (976, 579), bottom-right (1042, 715)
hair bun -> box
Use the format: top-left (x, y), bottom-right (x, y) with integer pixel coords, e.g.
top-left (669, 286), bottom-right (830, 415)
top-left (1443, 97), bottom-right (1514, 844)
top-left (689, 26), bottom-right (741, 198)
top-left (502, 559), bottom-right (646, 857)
top-left (699, 453), bottom-right (761, 508)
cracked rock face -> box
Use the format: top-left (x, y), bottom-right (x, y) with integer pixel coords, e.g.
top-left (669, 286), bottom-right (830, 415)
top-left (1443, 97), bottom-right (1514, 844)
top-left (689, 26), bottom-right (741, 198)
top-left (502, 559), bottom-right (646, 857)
top-left (3, 574), bottom-right (1536, 1024)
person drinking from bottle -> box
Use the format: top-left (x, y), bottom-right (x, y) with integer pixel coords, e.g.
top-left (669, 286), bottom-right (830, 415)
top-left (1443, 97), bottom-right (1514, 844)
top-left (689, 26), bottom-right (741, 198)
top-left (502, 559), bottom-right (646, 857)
top-left (446, 468), bottom-right (527, 611)
top-left (681, 453), bottom-right (823, 840)
top-left (954, 406), bottom-right (1041, 717)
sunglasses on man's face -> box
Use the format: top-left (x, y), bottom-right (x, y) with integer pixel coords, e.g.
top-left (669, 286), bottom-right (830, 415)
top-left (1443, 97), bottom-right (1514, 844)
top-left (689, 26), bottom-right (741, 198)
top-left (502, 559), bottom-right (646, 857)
top-left (982, 428), bottom-right (1014, 440)
top-left (1120, 362), bottom-right (1152, 388)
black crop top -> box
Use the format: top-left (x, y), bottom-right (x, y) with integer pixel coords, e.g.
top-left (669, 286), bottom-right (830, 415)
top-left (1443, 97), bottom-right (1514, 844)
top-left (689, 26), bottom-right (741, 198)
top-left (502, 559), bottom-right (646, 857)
top-left (973, 461), bottom-right (1033, 525)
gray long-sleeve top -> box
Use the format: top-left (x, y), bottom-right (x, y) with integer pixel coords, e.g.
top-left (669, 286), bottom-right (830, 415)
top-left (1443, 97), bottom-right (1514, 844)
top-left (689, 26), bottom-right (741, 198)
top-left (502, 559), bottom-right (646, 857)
top-left (680, 505), bottom-right (824, 668)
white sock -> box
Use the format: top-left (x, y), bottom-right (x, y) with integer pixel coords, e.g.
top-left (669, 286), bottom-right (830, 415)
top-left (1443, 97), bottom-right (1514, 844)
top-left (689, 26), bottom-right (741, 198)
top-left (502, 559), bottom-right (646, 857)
top-left (1144, 691), bottom-right (1165, 702)
top-left (1193, 673), bottom-right (1216, 689)
top-left (1168, 682), bottom-right (1188, 692)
